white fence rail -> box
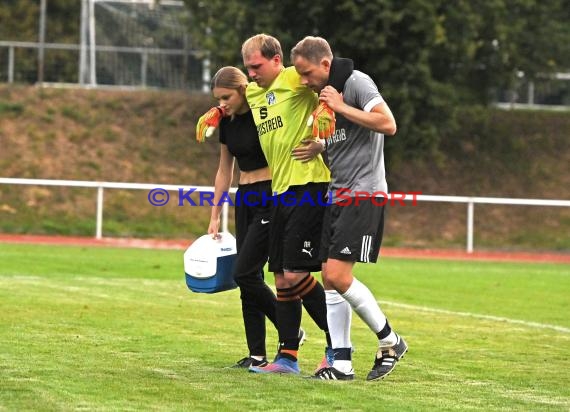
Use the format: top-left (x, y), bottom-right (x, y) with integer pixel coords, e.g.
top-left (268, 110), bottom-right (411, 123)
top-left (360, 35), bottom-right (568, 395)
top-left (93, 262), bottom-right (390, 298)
top-left (0, 40), bottom-right (206, 90)
top-left (1, 177), bottom-right (570, 253)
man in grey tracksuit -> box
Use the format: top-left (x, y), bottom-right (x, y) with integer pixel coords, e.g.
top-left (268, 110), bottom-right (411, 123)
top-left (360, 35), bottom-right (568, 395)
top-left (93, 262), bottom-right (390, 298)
top-left (291, 36), bottom-right (408, 381)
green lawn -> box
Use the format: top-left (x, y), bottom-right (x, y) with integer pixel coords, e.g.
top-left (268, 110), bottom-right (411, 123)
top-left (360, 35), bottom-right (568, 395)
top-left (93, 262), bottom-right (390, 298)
top-left (0, 244), bottom-right (568, 411)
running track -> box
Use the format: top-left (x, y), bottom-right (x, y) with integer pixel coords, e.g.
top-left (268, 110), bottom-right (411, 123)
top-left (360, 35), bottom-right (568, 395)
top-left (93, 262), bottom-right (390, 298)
top-left (1, 234), bottom-right (568, 264)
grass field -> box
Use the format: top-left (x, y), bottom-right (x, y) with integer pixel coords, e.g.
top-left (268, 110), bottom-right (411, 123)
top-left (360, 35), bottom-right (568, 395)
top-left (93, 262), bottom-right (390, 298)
top-left (0, 243), bottom-right (569, 411)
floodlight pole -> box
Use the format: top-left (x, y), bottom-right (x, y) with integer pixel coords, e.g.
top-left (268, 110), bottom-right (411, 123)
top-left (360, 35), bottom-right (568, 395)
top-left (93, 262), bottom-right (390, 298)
top-left (89, 0), bottom-right (97, 86)
top-left (38, 0), bottom-right (47, 85)
top-left (79, 0), bottom-right (89, 85)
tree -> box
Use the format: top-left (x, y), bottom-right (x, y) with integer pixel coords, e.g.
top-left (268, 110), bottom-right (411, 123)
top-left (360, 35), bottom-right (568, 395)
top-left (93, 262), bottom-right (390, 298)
top-left (429, 0), bottom-right (570, 103)
top-left (186, 0), bottom-right (454, 158)
top-left (0, 0), bottom-right (80, 83)
top-left (2, 1), bottom-right (567, 156)
top-left (185, 0), bottom-right (569, 159)
top-left (0, 1), bottom-right (40, 41)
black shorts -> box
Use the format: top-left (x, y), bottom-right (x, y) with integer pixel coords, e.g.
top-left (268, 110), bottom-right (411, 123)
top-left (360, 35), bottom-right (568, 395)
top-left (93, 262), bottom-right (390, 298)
top-left (319, 197), bottom-right (385, 263)
top-left (268, 182), bottom-right (328, 273)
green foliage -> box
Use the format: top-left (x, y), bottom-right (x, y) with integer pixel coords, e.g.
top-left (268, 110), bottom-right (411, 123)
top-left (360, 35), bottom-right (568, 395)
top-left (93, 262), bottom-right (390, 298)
top-left (0, 1), bottom-right (39, 41)
top-left (0, 0), bottom-right (79, 42)
top-left (440, 106), bottom-right (570, 162)
top-left (0, 101), bottom-right (23, 115)
top-left (184, 0), bottom-right (569, 160)
top-left (0, 0), bottom-right (81, 83)
top-left (60, 105), bottom-right (86, 123)
top-left (2, 1), bottom-right (568, 158)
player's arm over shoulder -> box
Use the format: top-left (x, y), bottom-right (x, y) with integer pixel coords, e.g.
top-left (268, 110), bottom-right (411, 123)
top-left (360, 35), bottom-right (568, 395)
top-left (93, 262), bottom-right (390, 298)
top-left (331, 95), bottom-right (397, 136)
top-left (368, 101), bottom-right (397, 136)
top-left (350, 72), bottom-right (396, 135)
top-left (321, 71), bottom-right (396, 136)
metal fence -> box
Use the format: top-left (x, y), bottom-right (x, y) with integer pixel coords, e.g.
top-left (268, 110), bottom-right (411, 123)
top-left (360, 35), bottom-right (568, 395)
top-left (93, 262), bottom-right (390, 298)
top-left (0, 40), bottom-right (207, 90)
top-left (0, 0), bottom-right (210, 91)
top-left (1, 177), bottom-right (569, 253)
top-left (494, 72), bottom-right (570, 109)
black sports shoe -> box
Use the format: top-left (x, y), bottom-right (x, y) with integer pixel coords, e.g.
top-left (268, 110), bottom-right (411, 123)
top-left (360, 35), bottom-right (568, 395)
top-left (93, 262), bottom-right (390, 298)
top-left (314, 366), bottom-right (355, 381)
top-left (366, 334), bottom-right (408, 381)
top-left (232, 356), bottom-right (268, 369)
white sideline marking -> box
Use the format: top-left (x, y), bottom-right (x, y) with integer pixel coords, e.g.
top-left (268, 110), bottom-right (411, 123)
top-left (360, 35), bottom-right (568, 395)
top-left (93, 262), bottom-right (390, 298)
top-left (379, 300), bottom-right (570, 334)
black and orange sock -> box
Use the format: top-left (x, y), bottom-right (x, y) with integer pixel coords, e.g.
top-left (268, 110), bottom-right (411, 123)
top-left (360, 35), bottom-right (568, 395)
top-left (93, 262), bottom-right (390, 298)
top-left (275, 288), bottom-right (302, 362)
top-left (298, 275), bottom-right (329, 334)
top-left (278, 349), bottom-right (298, 362)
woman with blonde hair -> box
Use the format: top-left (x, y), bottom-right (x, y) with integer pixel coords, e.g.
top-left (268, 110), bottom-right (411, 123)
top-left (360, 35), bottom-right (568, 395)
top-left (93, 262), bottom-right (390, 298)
top-left (203, 66), bottom-right (277, 368)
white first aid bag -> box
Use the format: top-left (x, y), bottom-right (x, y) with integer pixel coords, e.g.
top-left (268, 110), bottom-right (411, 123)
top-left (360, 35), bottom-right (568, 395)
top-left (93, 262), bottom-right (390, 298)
top-left (184, 232), bottom-right (238, 293)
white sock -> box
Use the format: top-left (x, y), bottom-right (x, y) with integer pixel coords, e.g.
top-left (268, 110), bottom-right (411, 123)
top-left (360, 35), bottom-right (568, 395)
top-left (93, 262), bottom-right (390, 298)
top-left (332, 360), bottom-right (354, 374)
top-left (325, 290), bottom-right (352, 349)
top-left (341, 278), bottom-right (387, 335)
top-left (379, 331), bottom-right (398, 348)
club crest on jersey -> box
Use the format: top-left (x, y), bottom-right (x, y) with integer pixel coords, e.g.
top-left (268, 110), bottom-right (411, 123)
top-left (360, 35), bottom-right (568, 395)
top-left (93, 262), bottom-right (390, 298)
top-left (265, 91), bottom-right (277, 105)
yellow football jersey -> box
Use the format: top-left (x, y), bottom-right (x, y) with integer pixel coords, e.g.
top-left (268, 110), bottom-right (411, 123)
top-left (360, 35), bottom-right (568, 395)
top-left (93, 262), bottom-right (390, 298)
top-left (246, 67), bottom-right (330, 194)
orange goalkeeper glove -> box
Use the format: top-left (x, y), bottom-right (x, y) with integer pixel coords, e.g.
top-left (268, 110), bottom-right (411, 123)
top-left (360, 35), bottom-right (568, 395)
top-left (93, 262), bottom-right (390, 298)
top-left (196, 106), bottom-right (226, 142)
top-left (307, 102), bottom-right (335, 140)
